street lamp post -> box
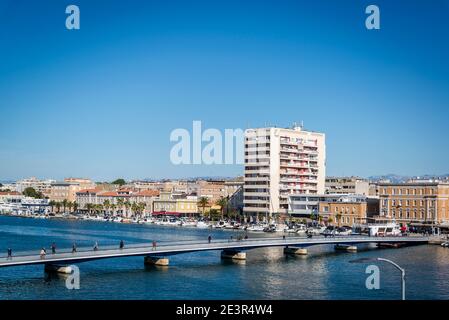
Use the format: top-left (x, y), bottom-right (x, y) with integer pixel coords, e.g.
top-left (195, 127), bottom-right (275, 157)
top-left (377, 258), bottom-right (406, 301)
top-left (350, 257), bottom-right (406, 300)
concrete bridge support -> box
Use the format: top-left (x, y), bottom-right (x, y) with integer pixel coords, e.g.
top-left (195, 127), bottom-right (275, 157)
top-left (283, 247), bottom-right (308, 255)
top-left (334, 244), bottom-right (357, 252)
top-left (144, 256), bottom-right (169, 266)
top-left (44, 264), bottom-right (74, 274)
top-left (221, 249), bottom-right (246, 260)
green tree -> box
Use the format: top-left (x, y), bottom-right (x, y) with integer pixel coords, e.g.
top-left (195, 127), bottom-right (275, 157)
top-left (55, 202), bottom-right (61, 213)
top-left (72, 201), bottom-right (78, 213)
top-left (22, 187), bottom-right (43, 199)
top-left (110, 203), bottom-right (117, 216)
top-left (335, 212), bottom-right (342, 227)
top-left (103, 200), bottom-right (111, 215)
top-left (124, 200), bottom-right (131, 217)
top-left (216, 196), bottom-right (229, 220)
top-left (131, 202), bottom-right (138, 217)
top-left (67, 201), bottom-right (73, 213)
top-left (62, 199), bottom-right (68, 213)
top-left (112, 179), bottom-right (126, 186)
top-left (209, 209), bottom-right (220, 221)
top-left (86, 203), bottom-right (94, 215)
top-left (198, 197), bottom-right (209, 217)
top-left (49, 200), bottom-right (56, 213)
top-left (117, 198), bottom-right (125, 216)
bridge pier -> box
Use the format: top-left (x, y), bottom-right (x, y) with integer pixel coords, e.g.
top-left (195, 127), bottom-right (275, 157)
top-left (221, 249), bottom-right (246, 260)
top-left (44, 264), bottom-right (74, 274)
top-left (283, 247), bottom-right (308, 255)
top-left (144, 256), bottom-right (169, 266)
top-left (334, 244), bottom-right (357, 252)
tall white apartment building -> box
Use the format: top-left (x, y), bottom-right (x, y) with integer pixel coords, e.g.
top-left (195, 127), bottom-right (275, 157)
top-left (243, 126), bottom-right (326, 217)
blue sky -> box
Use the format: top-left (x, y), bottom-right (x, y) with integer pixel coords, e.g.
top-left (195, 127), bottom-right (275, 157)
top-left (0, 0), bottom-right (448, 181)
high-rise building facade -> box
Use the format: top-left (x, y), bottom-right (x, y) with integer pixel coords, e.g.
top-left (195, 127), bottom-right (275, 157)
top-left (243, 126), bottom-right (326, 217)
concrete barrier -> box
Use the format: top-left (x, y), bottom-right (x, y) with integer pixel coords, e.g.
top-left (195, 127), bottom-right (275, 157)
top-left (221, 250), bottom-right (246, 260)
top-left (144, 256), bottom-right (169, 266)
top-left (283, 247), bottom-right (308, 255)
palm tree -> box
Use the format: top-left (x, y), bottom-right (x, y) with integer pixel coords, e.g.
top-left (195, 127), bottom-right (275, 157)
top-left (110, 204), bottom-right (117, 216)
top-left (138, 202), bottom-right (146, 218)
top-left (86, 203), bottom-right (94, 216)
top-left (335, 212), bottom-right (342, 227)
top-left (49, 200), bottom-right (56, 213)
top-left (198, 197), bottom-right (209, 218)
top-left (117, 198), bottom-right (125, 216)
top-left (103, 200), bottom-right (111, 215)
top-left (131, 202), bottom-right (138, 218)
top-left (67, 201), bottom-right (73, 213)
top-left (95, 204), bottom-right (104, 216)
top-left (55, 202), bottom-right (61, 213)
top-left (72, 201), bottom-right (78, 214)
top-left (62, 199), bottom-right (68, 213)
top-left (216, 196), bottom-right (228, 220)
top-left (124, 201), bottom-right (131, 218)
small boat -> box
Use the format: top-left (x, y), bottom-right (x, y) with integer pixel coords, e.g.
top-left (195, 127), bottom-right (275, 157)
top-left (213, 221), bottom-right (226, 229)
top-left (441, 242), bottom-right (449, 248)
top-left (196, 221), bottom-right (210, 229)
top-left (247, 224), bottom-right (265, 232)
top-left (296, 224), bottom-right (307, 235)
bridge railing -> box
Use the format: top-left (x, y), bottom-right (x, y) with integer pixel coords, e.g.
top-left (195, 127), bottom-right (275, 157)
top-left (0, 234), bottom-right (424, 259)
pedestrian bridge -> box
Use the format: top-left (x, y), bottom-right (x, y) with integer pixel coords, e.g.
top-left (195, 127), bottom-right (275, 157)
top-left (0, 235), bottom-right (430, 269)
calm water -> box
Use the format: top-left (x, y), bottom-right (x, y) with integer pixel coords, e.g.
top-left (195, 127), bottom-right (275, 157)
top-left (0, 215), bottom-right (448, 300)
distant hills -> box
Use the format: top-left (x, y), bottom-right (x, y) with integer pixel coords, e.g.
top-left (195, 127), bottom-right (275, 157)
top-left (368, 174), bottom-right (449, 183)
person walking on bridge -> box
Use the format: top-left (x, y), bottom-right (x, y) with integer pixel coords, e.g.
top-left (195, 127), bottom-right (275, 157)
top-left (51, 242), bottom-right (56, 254)
top-left (72, 243), bottom-right (77, 254)
top-left (152, 240), bottom-right (157, 251)
top-left (208, 235), bottom-right (212, 244)
top-left (7, 248), bottom-right (12, 260)
top-left (93, 241), bottom-right (99, 251)
top-left (119, 240), bottom-right (124, 249)
top-left (40, 248), bottom-right (46, 259)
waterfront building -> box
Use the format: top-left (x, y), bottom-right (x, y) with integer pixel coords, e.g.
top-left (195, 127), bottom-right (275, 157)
top-left (76, 188), bottom-right (159, 217)
top-left (325, 176), bottom-right (369, 195)
top-left (243, 125), bottom-right (326, 218)
top-left (15, 177), bottom-right (55, 197)
top-left (196, 180), bottom-right (226, 203)
top-left (288, 194), bottom-right (379, 226)
top-left (49, 178), bottom-right (95, 202)
top-left (378, 181), bottom-right (449, 225)
top-left (0, 191), bottom-right (24, 204)
top-left (152, 191), bottom-right (198, 216)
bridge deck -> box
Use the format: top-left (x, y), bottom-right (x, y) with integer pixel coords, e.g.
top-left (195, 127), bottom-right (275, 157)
top-left (0, 236), bottom-right (429, 268)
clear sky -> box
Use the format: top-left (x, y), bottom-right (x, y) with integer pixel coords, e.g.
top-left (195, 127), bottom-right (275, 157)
top-left (0, 0), bottom-right (448, 181)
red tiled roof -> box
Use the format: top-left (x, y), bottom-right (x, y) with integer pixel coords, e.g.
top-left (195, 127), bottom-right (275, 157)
top-left (76, 188), bottom-right (101, 194)
top-left (0, 191), bottom-right (21, 196)
top-left (134, 190), bottom-right (160, 197)
top-left (97, 191), bottom-right (119, 197)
